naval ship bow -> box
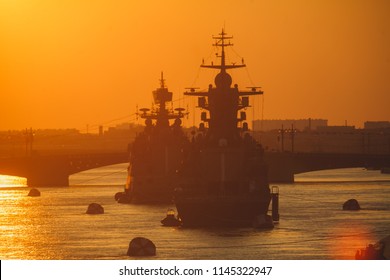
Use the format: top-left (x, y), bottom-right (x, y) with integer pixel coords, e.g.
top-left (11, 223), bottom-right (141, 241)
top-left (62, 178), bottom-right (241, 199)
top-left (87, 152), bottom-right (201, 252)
top-left (174, 30), bottom-right (272, 227)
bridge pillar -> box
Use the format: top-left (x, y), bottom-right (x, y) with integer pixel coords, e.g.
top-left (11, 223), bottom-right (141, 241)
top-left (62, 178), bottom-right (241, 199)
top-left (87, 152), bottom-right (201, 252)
top-left (0, 153), bottom-right (129, 187)
top-left (23, 156), bottom-right (70, 187)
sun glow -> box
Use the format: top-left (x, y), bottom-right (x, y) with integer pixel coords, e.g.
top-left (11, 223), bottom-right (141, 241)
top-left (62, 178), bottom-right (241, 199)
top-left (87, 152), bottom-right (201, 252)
top-left (327, 224), bottom-right (374, 260)
top-left (1, 1), bottom-right (389, 130)
top-left (0, 175), bottom-right (27, 188)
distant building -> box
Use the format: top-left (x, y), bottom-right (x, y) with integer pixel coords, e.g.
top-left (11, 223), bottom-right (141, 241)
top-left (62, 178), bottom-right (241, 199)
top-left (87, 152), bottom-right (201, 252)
top-left (252, 118), bottom-right (328, 132)
top-left (317, 125), bottom-right (356, 133)
top-left (364, 121), bottom-right (390, 130)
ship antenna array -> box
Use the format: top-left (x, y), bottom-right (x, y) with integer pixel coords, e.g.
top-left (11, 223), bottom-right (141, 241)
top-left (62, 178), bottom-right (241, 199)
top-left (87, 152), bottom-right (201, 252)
top-left (212, 29), bottom-right (233, 48)
top-left (214, 29), bottom-right (232, 71)
top-left (160, 71), bottom-right (166, 88)
top-left (201, 29), bottom-right (246, 71)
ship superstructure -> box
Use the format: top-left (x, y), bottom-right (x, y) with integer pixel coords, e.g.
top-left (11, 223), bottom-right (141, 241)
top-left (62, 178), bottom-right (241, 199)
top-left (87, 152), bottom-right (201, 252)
top-left (174, 30), bottom-right (272, 227)
top-left (119, 73), bottom-right (189, 204)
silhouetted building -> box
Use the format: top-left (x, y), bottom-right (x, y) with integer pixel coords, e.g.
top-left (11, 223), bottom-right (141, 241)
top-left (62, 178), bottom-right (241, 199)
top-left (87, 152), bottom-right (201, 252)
top-left (317, 125), bottom-right (355, 133)
top-left (364, 121), bottom-right (390, 130)
top-left (253, 118), bottom-right (328, 132)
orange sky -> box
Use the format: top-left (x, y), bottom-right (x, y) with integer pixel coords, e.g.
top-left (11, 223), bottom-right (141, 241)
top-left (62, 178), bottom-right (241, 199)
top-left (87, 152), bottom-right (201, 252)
top-left (1, 0), bottom-right (389, 131)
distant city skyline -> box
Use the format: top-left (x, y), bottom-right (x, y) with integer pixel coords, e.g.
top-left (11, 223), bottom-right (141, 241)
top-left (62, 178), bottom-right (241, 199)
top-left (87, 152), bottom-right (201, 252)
top-left (2, 118), bottom-right (390, 135)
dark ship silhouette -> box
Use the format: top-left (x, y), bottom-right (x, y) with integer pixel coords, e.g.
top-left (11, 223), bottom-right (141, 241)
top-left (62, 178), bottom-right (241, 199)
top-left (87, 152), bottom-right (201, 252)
top-left (117, 73), bottom-right (188, 204)
top-left (174, 30), bottom-right (273, 227)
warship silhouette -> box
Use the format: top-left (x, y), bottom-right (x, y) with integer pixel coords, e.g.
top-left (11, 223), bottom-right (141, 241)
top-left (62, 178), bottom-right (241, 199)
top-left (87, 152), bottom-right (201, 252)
top-left (174, 30), bottom-right (273, 227)
top-left (117, 73), bottom-right (188, 204)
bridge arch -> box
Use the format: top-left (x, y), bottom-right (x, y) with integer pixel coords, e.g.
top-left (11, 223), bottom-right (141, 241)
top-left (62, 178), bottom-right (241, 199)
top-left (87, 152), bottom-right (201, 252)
top-left (0, 174), bottom-right (27, 188)
top-left (265, 152), bottom-right (390, 183)
top-left (0, 152), bottom-right (129, 187)
top-left (2, 152), bottom-right (389, 186)
top-left (294, 167), bottom-right (389, 183)
top-left (69, 163), bottom-right (128, 186)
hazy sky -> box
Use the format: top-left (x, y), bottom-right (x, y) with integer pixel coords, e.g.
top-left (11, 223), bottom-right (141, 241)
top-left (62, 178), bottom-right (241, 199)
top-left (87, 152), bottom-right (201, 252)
top-left (1, 0), bottom-right (389, 131)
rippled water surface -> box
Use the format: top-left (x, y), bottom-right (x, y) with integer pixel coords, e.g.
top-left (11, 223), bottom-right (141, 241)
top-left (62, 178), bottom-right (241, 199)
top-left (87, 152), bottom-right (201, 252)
top-left (0, 165), bottom-right (389, 259)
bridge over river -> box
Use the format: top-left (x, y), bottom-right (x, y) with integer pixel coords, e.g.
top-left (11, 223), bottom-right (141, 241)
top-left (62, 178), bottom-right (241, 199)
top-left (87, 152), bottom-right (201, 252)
top-left (264, 152), bottom-right (390, 182)
top-left (0, 152), bottom-right (129, 186)
top-left (1, 152), bottom-right (390, 186)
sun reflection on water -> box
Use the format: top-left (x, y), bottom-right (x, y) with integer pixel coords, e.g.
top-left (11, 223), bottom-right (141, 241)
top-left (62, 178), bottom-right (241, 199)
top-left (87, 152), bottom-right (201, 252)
top-left (327, 223), bottom-right (374, 259)
top-left (0, 175), bottom-right (27, 188)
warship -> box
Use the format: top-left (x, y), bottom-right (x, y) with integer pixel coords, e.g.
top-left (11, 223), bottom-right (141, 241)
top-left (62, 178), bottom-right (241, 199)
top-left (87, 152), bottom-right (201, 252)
top-left (174, 30), bottom-right (272, 227)
top-left (117, 73), bottom-right (188, 204)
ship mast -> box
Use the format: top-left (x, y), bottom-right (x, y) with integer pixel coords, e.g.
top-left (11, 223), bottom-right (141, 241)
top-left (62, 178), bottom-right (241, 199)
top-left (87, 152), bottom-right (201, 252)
top-left (159, 71), bottom-right (166, 89)
top-left (138, 72), bottom-right (186, 128)
top-left (184, 29), bottom-right (263, 145)
top-left (201, 29), bottom-right (246, 72)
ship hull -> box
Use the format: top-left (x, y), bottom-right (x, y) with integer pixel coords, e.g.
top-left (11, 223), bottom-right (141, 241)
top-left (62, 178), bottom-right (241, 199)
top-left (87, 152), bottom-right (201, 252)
top-left (129, 175), bottom-right (175, 204)
top-left (175, 195), bottom-right (271, 227)
top-left (128, 135), bottom-right (187, 204)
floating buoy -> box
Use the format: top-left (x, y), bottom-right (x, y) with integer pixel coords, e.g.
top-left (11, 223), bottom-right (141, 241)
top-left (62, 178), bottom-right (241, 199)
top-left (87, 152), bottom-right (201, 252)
top-left (28, 188), bottom-right (41, 197)
top-left (161, 208), bottom-right (182, 226)
top-left (114, 192), bottom-right (125, 201)
top-left (343, 199), bottom-right (361, 210)
top-left (86, 203), bottom-right (104, 214)
top-left (127, 237), bottom-right (156, 256)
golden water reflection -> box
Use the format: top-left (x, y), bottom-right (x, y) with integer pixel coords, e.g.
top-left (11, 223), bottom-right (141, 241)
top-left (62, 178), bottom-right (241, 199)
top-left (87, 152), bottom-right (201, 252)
top-left (0, 175), bottom-right (27, 188)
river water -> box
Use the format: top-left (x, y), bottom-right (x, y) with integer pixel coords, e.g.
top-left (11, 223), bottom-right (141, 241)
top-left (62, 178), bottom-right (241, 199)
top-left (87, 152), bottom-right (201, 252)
top-left (0, 165), bottom-right (389, 260)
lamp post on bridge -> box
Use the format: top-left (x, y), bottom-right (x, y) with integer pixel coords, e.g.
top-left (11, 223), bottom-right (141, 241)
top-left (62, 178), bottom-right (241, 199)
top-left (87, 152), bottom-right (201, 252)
top-left (24, 128), bottom-right (34, 156)
top-left (278, 125), bottom-right (287, 152)
top-left (289, 124), bottom-right (297, 153)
